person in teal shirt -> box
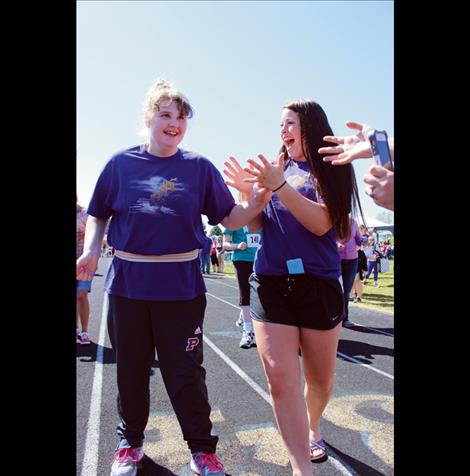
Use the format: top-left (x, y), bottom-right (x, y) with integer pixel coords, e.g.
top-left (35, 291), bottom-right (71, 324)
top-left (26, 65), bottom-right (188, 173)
top-left (223, 226), bottom-right (262, 348)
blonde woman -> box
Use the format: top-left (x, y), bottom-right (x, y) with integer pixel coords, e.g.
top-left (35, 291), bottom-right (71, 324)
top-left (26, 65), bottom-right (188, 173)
top-left (77, 79), bottom-right (270, 476)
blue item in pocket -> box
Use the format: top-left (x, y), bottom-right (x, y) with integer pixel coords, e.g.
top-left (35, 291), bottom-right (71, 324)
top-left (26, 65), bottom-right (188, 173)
top-left (286, 258), bottom-right (305, 274)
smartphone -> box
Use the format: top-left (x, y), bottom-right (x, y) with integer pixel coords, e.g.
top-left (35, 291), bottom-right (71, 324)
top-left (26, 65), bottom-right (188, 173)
top-left (368, 130), bottom-right (393, 171)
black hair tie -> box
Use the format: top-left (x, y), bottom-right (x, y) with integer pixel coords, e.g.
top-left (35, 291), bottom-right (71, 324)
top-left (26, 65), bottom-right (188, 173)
top-left (272, 180), bottom-right (287, 193)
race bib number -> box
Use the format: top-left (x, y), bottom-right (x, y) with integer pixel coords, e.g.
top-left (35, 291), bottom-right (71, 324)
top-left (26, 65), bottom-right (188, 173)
top-left (246, 233), bottom-right (261, 248)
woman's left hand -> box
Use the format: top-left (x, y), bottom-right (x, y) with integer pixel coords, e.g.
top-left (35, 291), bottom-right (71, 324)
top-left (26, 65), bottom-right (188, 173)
top-left (244, 153), bottom-right (286, 191)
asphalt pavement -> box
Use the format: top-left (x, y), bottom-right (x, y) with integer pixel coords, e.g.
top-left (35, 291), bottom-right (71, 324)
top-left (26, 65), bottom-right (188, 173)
top-left (77, 257), bottom-right (394, 476)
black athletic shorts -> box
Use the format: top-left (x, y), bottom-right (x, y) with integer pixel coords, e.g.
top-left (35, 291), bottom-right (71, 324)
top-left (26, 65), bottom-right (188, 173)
top-left (249, 273), bottom-right (344, 330)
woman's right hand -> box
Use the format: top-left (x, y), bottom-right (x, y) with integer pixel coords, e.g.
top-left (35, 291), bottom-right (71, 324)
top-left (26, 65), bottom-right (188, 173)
top-left (77, 252), bottom-right (99, 282)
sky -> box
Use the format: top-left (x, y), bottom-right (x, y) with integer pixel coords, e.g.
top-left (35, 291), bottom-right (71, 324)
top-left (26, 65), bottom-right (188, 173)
top-left (77, 0), bottom-right (393, 224)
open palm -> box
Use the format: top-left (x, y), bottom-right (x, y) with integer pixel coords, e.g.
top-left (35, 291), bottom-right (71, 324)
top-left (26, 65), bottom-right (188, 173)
top-left (223, 156), bottom-right (254, 194)
top-left (319, 121), bottom-right (374, 165)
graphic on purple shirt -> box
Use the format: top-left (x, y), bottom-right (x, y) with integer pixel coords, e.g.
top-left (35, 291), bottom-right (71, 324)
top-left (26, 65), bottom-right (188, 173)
top-left (128, 176), bottom-right (185, 216)
top-left (254, 159), bottom-right (341, 280)
top-left (87, 145), bottom-right (236, 300)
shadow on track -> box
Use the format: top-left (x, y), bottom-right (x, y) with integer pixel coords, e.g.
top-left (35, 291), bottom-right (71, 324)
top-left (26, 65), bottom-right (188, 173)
top-left (76, 343), bottom-right (161, 370)
top-left (348, 325), bottom-right (394, 337)
top-left (338, 339), bottom-right (394, 365)
top-left (325, 441), bottom-right (388, 476)
top-left (137, 455), bottom-right (234, 476)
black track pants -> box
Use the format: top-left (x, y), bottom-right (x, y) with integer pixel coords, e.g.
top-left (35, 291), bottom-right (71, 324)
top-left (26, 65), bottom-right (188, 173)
top-left (107, 293), bottom-right (218, 453)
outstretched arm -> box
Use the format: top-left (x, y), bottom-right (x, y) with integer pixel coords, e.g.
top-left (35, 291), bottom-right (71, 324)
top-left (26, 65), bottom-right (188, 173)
top-left (223, 233), bottom-right (247, 252)
top-left (318, 121), bottom-right (394, 165)
top-left (220, 182), bottom-right (271, 231)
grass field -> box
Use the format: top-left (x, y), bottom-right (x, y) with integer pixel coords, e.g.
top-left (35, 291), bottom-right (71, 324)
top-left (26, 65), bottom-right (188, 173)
top-left (354, 259), bottom-right (394, 313)
top-left (221, 258), bottom-right (394, 314)
top-left (223, 260), bottom-right (235, 275)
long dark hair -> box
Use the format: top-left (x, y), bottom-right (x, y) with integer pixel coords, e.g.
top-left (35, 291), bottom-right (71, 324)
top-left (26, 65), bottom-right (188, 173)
top-left (281, 100), bottom-right (365, 240)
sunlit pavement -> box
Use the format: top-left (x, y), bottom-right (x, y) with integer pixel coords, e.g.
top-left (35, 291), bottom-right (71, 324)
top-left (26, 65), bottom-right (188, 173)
top-left (77, 258), bottom-right (394, 476)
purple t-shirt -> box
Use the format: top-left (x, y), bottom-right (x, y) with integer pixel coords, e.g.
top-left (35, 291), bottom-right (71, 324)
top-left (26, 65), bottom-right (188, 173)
top-left (87, 145), bottom-right (236, 300)
top-left (338, 219), bottom-right (362, 260)
top-left (254, 159), bottom-right (341, 280)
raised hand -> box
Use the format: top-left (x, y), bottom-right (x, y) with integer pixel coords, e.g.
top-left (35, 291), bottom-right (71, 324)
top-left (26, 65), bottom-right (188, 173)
top-left (245, 153), bottom-right (286, 191)
top-left (223, 156), bottom-right (255, 194)
top-left (318, 121), bottom-right (375, 165)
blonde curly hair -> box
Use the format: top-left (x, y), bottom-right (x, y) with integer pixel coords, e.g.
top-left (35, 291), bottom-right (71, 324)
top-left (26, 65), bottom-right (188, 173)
top-left (143, 79), bottom-right (193, 124)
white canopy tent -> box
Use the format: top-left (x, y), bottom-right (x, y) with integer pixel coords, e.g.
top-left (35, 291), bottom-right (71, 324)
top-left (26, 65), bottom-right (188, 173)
top-left (357, 215), bottom-right (394, 235)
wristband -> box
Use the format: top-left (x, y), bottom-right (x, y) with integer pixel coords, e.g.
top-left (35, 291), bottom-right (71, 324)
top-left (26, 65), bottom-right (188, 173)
top-left (272, 180), bottom-right (287, 193)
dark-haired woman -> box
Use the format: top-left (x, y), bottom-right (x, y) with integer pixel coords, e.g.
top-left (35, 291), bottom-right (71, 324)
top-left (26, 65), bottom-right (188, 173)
top-left (223, 99), bottom-right (365, 476)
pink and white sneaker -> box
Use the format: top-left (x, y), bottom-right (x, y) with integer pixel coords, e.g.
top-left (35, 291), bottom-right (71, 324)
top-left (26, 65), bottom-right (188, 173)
top-left (77, 331), bottom-right (91, 345)
top-left (190, 451), bottom-right (225, 475)
top-left (111, 447), bottom-right (144, 476)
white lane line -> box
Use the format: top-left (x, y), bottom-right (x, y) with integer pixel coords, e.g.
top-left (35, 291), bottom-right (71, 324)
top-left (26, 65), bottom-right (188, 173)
top-left (337, 352), bottom-right (394, 380)
top-left (207, 280), bottom-right (238, 290)
top-left (205, 293), bottom-right (357, 475)
top-left (202, 334), bottom-right (356, 476)
top-left (206, 292), bottom-right (240, 310)
top-left (80, 293), bottom-right (108, 476)
top-left (203, 335), bottom-right (271, 403)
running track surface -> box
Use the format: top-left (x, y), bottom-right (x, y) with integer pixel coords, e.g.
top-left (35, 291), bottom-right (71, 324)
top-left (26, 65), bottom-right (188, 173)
top-left (77, 257), bottom-right (394, 476)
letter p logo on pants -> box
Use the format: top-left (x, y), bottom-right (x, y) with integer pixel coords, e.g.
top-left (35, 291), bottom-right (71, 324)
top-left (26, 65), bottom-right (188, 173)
top-left (186, 337), bottom-right (200, 351)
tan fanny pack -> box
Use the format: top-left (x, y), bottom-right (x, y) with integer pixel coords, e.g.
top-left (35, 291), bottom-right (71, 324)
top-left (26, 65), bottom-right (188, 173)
top-left (114, 249), bottom-right (199, 263)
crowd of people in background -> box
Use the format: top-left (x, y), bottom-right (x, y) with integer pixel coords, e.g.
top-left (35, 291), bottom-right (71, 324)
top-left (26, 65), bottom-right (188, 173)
top-left (185, 225), bottom-right (392, 294)
top-left (338, 221), bottom-right (394, 328)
